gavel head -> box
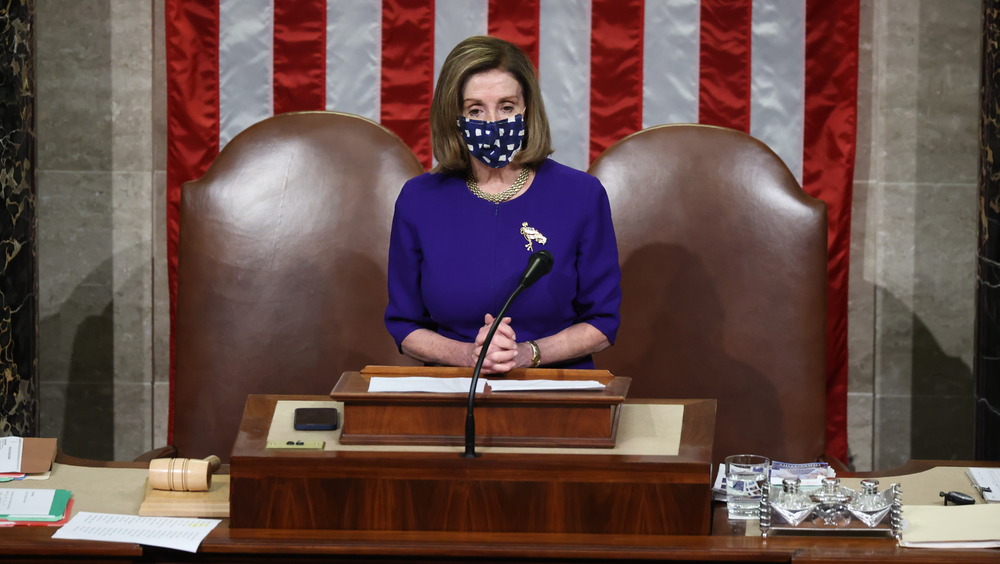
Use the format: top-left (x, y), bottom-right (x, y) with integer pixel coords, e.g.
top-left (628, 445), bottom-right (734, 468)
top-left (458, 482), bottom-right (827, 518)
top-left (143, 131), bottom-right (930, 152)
top-left (148, 455), bottom-right (221, 492)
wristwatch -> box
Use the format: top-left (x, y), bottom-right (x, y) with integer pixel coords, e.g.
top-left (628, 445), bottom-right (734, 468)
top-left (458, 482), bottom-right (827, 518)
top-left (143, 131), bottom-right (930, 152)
top-left (527, 340), bottom-right (541, 368)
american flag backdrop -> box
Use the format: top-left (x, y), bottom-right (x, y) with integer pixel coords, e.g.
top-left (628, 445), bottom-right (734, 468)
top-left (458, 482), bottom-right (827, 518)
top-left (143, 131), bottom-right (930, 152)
top-left (166, 0), bottom-right (859, 460)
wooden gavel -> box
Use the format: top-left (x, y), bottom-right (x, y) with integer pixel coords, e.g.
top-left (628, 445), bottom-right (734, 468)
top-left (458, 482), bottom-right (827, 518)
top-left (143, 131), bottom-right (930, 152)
top-left (148, 455), bottom-right (221, 492)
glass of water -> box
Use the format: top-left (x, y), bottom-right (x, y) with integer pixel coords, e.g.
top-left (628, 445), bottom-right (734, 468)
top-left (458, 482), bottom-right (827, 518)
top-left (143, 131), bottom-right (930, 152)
top-left (725, 454), bottom-right (770, 520)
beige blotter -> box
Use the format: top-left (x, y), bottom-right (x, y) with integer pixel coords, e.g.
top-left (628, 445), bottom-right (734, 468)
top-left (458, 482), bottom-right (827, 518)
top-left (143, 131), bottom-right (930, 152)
top-left (270, 400), bottom-right (684, 456)
top-left (138, 475), bottom-right (230, 518)
top-left (840, 466), bottom-right (988, 506)
top-left (901, 504), bottom-right (1000, 545)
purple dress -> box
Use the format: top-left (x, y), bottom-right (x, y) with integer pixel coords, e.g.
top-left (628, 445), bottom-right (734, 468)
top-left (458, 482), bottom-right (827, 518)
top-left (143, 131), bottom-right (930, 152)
top-left (385, 158), bottom-right (622, 369)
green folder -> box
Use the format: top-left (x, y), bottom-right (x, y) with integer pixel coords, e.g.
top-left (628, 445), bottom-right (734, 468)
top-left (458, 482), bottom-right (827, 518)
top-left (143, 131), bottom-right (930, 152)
top-left (0, 489), bottom-right (72, 522)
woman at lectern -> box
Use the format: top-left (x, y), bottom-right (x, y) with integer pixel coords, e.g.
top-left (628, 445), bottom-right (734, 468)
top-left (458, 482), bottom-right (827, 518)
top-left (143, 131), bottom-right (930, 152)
top-left (384, 36), bottom-right (621, 374)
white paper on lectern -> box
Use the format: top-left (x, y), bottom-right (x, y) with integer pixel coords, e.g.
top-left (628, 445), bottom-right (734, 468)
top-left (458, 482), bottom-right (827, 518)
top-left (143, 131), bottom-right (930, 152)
top-left (368, 377), bottom-right (486, 394)
top-left (486, 380), bottom-right (605, 392)
top-left (53, 512), bottom-right (220, 553)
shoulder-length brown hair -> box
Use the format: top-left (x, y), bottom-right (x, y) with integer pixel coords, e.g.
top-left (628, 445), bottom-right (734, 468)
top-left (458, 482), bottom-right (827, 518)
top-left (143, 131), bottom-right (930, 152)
top-left (430, 36), bottom-right (553, 174)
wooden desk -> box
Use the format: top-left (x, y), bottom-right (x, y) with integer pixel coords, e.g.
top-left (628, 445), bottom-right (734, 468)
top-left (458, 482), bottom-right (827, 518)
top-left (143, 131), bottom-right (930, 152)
top-left (10, 506), bottom-right (1000, 563)
top-left (3, 428), bottom-right (999, 562)
top-left (230, 394), bottom-right (715, 534)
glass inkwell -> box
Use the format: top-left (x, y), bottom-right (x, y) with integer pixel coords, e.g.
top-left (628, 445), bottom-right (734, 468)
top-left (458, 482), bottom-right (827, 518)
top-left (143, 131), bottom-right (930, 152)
top-left (848, 479), bottom-right (893, 527)
top-left (770, 477), bottom-right (817, 526)
top-left (809, 477), bottom-right (854, 527)
top-left (759, 476), bottom-right (903, 539)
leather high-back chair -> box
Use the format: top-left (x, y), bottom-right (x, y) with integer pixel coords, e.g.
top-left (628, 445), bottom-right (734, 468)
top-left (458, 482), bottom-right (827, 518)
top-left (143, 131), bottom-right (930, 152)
top-left (590, 124), bottom-right (827, 465)
top-left (173, 112), bottom-right (424, 461)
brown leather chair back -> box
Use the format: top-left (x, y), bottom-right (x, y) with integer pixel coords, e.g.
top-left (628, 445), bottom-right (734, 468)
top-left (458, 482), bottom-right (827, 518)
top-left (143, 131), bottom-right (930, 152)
top-left (590, 124), bottom-right (827, 465)
top-left (174, 112), bottom-right (424, 461)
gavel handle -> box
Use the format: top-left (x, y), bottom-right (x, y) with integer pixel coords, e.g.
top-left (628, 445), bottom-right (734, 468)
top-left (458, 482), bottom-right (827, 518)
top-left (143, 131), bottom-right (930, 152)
top-left (203, 455), bottom-right (221, 474)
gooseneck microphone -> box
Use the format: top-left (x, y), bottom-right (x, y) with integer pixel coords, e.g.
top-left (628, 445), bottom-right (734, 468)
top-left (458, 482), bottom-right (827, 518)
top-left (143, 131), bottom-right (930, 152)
top-left (463, 250), bottom-right (554, 458)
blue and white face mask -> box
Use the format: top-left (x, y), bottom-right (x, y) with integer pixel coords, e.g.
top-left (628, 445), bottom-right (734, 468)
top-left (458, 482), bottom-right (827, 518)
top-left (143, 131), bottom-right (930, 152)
top-left (457, 113), bottom-right (525, 168)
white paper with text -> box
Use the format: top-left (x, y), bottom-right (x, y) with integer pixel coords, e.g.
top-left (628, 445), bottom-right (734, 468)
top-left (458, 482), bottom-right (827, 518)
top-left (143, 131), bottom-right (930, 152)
top-left (0, 437), bottom-right (23, 473)
top-left (0, 488), bottom-right (55, 515)
top-left (368, 377), bottom-right (485, 394)
top-left (486, 380), bottom-right (605, 392)
top-left (968, 467), bottom-right (1000, 502)
top-left (52, 512), bottom-right (220, 553)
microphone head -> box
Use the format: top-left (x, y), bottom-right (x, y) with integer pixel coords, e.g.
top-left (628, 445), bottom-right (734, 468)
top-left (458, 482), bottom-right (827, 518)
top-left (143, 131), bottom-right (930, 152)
top-left (520, 250), bottom-right (554, 288)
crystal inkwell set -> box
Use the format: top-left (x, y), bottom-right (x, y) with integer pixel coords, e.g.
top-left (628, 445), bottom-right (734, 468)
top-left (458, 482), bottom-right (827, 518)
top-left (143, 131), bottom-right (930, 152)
top-left (760, 476), bottom-right (903, 538)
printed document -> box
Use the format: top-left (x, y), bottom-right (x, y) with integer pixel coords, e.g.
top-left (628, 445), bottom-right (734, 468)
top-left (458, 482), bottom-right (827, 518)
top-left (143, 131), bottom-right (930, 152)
top-left (368, 377), bottom-right (486, 393)
top-left (0, 488), bottom-right (55, 516)
top-left (0, 437), bottom-right (23, 473)
top-left (487, 379), bottom-right (605, 391)
top-left (53, 512), bottom-right (221, 553)
top-left (968, 467), bottom-right (1000, 502)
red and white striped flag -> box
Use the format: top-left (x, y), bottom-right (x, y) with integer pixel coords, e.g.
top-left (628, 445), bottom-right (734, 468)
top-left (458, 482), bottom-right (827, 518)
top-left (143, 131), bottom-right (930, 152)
top-left (166, 0), bottom-right (858, 460)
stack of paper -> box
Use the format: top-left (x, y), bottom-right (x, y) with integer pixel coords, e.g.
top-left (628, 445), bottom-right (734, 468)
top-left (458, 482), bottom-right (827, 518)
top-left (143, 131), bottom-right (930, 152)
top-left (769, 461), bottom-right (834, 488)
top-left (967, 467), bottom-right (1000, 503)
top-left (900, 504), bottom-right (1000, 548)
top-left (0, 488), bottom-right (73, 527)
top-left (0, 437), bottom-right (57, 482)
top-left (368, 376), bottom-right (485, 393)
top-left (367, 376), bottom-right (605, 393)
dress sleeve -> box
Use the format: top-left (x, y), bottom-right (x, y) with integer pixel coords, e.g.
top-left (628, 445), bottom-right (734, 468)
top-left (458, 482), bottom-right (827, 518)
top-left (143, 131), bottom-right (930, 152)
top-left (573, 178), bottom-right (622, 344)
top-left (384, 184), bottom-right (435, 349)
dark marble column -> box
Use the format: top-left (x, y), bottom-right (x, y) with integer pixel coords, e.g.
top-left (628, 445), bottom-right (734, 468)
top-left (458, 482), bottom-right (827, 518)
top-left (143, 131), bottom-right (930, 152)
top-left (977, 0), bottom-right (1000, 460)
top-left (0, 0), bottom-right (36, 437)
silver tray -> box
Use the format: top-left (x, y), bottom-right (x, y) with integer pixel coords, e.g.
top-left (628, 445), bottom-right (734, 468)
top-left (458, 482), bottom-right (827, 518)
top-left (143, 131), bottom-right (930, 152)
top-left (759, 482), bottom-right (902, 539)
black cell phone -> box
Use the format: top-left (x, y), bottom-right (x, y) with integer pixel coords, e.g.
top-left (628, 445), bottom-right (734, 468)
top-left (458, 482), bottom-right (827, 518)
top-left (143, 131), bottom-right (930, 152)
top-left (293, 407), bottom-right (339, 431)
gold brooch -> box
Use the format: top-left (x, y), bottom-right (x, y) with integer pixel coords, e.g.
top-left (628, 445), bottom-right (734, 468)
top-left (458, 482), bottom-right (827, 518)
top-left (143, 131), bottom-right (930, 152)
top-left (519, 222), bottom-right (547, 252)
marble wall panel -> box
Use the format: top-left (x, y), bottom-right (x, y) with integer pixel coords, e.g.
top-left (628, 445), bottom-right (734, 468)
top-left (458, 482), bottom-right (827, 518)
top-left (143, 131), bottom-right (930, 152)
top-left (912, 183), bottom-right (977, 362)
top-left (911, 394), bottom-right (975, 461)
top-left (36, 170), bottom-right (113, 324)
top-left (853, 0), bottom-right (981, 470)
top-left (107, 1), bottom-right (155, 462)
top-left (848, 1), bottom-right (877, 471)
top-left (873, 182), bottom-right (916, 398)
top-left (35, 0), bottom-right (111, 171)
top-left (847, 391), bottom-right (874, 471)
top-left (36, 0), bottom-right (156, 460)
top-left (866, 177), bottom-right (915, 469)
top-left (873, 1), bottom-right (920, 186)
top-left (848, 181), bottom-right (876, 395)
top-left (0, 0), bottom-right (38, 437)
top-left (874, 393), bottom-right (912, 469)
top-left (151, 0), bottom-right (169, 450)
top-left (39, 381), bottom-right (113, 459)
top-left (114, 381), bottom-right (152, 459)
top-left (848, 179), bottom-right (875, 469)
top-left (152, 379), bottom-right (168, 450)
top-left (872, 288), bottom-right (914, 469)
top-left (111, 171), bottom-right (152, 389)
top-left (110, 0), bottom-right (152, 172)
top-left (910, 182), bottom-right (977, 461)
top-left (152, 0), bottom-right (166, 172)
top-left (977, 0), bottom-right (1000, 460)
top-left (153, 170), bottom-right (168, 387)
top-left (854, 0), bottom-right (875, 183)
top-left (914, 0), bottom-right (981, 185)
top-left (36, 169), bottom-right (114, 457)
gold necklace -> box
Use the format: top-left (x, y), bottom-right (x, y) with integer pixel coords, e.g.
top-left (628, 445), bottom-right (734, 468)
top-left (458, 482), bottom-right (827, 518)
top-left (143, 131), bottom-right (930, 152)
top-left (466, 167), bottom-right (531, 203)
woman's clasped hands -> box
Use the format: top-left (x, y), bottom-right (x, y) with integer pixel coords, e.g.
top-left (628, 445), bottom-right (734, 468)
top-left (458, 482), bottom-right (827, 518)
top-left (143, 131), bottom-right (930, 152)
top-left (473, 313), bottom-right (525, 374)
